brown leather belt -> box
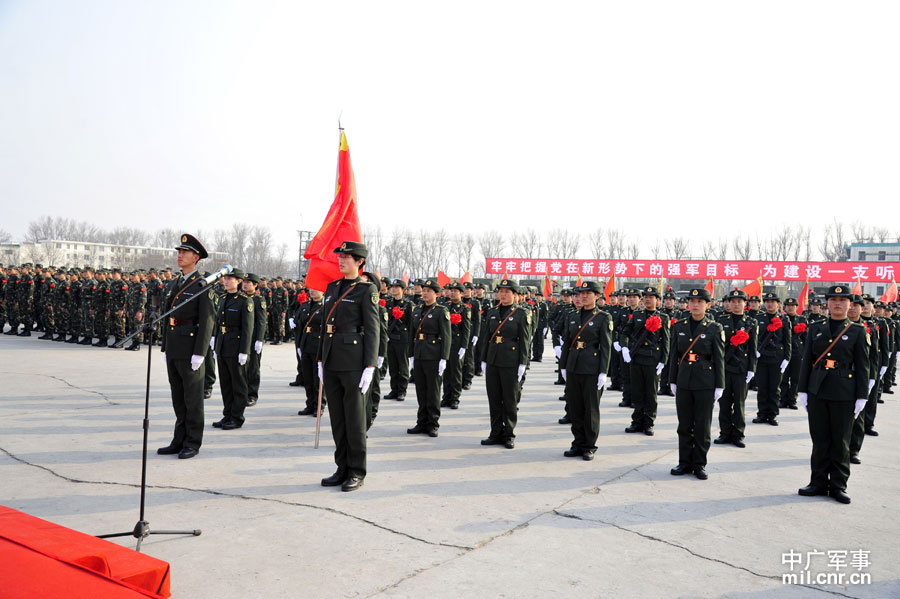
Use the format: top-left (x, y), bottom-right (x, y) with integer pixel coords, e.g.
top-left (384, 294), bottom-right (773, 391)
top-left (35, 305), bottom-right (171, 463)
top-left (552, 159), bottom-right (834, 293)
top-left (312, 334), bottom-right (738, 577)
top-left (169, 318), bottom-right (193, 326)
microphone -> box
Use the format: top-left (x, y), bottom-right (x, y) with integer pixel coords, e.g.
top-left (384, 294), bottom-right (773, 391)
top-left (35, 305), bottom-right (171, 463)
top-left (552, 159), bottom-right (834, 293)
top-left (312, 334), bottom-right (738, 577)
top-left (202, 265), bottom-right (233, 285)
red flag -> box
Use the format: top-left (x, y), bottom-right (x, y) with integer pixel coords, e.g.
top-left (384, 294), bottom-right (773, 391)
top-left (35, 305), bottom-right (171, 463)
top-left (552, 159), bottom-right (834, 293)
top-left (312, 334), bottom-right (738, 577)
top-left (542, 274), bottom-right (552, 298)
top-left (852, 279), bottom-right (862, 295)
top-left (880, 278), bottom-right (898, 303)
top-left (402, 268), bottom-right (410, 285)
top-left (798, 278), bottom-right (809, 314)
top-left (375, 268), bottom-right (382, 281)
top-left (459, 270), bottom-right (473, 284)
top-left (575, 274), bottom-right (583, 287)
top-left (303, 131), bottom-right (362, 292)
top-left (741, 276), bottom-right (762, 298)
top-left (603, 274), bottom-right (616, 302)
top-left (437, 270), bottom-right (451, 288)
top-left (704, 277), bottom-right (715, 296)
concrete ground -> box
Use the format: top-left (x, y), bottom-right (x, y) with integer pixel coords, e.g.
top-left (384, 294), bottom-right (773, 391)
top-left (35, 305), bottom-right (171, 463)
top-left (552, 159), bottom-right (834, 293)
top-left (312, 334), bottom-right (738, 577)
top-left (1, 332), bottom-right (898, 598)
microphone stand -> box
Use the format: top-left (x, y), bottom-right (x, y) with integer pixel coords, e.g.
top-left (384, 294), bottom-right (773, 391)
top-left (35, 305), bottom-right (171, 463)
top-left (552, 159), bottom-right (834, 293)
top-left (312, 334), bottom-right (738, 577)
top-left (97, 275), bottom-right (224, 551)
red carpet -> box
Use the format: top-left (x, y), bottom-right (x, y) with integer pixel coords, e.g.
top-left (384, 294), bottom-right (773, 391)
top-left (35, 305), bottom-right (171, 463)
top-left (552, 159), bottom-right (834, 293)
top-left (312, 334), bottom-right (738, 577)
top-left (0, 506), bottom-right (170, 598)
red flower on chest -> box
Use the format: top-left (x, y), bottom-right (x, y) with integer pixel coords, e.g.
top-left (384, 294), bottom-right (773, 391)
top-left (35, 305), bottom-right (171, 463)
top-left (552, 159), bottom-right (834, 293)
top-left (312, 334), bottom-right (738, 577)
top-left (731, 329), bottom-right (749, 346)
top-left (392, 306), bottom-right (405, 319)
top-left (793, 323), bottom-right (807, 334)
top-left (766, 317), bottom-right (782, 332)
top-left (379, 298), bottom-right (386, 307)
top-left (645, 315), bottom-right (662, 333)
top-left (450, 313), bottom-right (462, 325)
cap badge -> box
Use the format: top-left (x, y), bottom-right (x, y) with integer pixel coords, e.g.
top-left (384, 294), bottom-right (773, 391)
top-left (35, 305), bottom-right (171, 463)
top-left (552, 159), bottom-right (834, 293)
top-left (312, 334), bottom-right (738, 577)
top-left (181, 235), bottom-right (187, 243)
top-left (835, 286), bottom-right (842, 293)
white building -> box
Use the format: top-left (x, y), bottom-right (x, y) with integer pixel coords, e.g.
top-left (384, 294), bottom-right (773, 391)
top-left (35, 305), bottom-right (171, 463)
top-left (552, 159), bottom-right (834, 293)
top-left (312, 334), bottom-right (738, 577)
top-left (845, 242), bottom-right (900, 298)
top-left (0, 240), bottom-right (228, 271)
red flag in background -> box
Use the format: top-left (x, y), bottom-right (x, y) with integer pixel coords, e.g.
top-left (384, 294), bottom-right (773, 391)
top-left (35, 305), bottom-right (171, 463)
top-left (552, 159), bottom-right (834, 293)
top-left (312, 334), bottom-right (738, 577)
top-left (303, 131), bottom-right (362, 292)
top-left (880, 278), bottom-right (898, 303)
top-left (402, 268), bottom-right (410, 285)
top-left (437, 270), bottom-right (451, 288)
top-left (851, 279), bottom-right (862, 295)
top-left (576, 274), bottom-right (583, 287)
top-left (704, 278), bottom-right (715, 296)
top-left (542, 274), bottom-right (552, 298)
top-left (459, 270), bottom-right (473, 284)
top-left (798, 278), bottom-right (809, 314)
top-left (603, 275), bottom-right (616, 302)
top-left (741, 276), bottom-right (762, 298)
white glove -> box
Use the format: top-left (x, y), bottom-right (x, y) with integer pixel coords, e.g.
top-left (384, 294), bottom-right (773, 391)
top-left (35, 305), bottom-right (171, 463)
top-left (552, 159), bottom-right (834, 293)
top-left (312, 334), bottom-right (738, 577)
top-left (213, 351), bottom-right (217, 361)
top-left (438, 359), bottom-right (447, 376)
top-left (755, 351), bottom-right (760, 358)
top-left (622, 347), bottom-right (631, 363)
top-left (880, 366), bottom-right (888, 379)
top-left (670, 384), bottom-right (677, 394)
top-left (613, 341), bottom-right (622, 352)
top-left (481, 361), bottom-right (487, 373)
top-left (655, 362), bottom-right (664, 376)
top-left (359, 366), bottom-right (375, 393)
top-left (377, 356), bottom-right (385, 368)
top-left (238, 353), bottom-right (247, 366)
top-left (798, 392), bottom-right (808, 411)
top-left (409, 357), bottom-right (415, 370)
top-left (209, 336), bottom-right (216, 350)
top-left (255, 341), bottom-right (263, 354)
top-left (561, 369), bottom-right (567, 381)
top-left (714, 388), bottom-right (724, 401)
top-left (458, 347), bottom-right (466, 360)
top-left (297, 348), bottom-right (302, 359)
top-left (746, 371), bottom-right (754, 384)
top-left (597, 373), bottom-right (607, 390)
top-left (471, 336), bottom-right (478, 345)
top-left (163, 351), bottom-right (167, 361)
top-left (543, 327), bottom-right (548, 337)
top-left (553, 346), bottom-right (562, 359)
top-left (868, 379), bottom-right (876, 393)
top-left (288, 317), bottom-right (295, 329)
top-left (317, 361), bottom-right (323, 381)
top-left (780, 359), bottom-right (789, 373)
top-left (854, 398), bottom-right (867, 418)
top-left (190, 354), bottom-right (204, 371)
top-left (517, 364), bottom-right (526, 381)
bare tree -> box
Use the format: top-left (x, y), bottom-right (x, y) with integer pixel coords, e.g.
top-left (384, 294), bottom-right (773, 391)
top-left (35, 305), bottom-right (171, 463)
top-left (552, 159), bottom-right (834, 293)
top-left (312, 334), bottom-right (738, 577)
top-left (664, 237), bottom-right (691, 260)
top-left (588, 228), bottom-right (605, 259)
top-left (510, 228), bottom-right (542, 259)
top-left (479, 230), bottom-right (506, 262)
top-left (363, 225), bottom-right (384, 272)
top-left (453, 232), bottom-right (477, 276)
top-left (732, 235), bottom-right (753, 261)
top-left (0, 229), bottom-right (11, 243)
top-left (819, 220), bottom-right (848, 261)
top-left (605, 228), bottom-right (626, 260)
top-left (559, 232), bottom-right (581, 259)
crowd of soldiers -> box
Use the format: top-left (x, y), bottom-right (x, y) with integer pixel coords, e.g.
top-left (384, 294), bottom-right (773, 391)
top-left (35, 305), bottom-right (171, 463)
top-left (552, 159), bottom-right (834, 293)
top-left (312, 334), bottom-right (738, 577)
top-left (0, 262), bottom-right (305, 351)
top-left (3, 249), bottom-right (895, 502)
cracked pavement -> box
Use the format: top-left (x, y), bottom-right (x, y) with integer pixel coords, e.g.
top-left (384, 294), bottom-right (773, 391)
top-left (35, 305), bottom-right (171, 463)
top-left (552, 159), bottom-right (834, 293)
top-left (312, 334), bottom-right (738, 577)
top-left (1, 335), bottom-right (898, 598)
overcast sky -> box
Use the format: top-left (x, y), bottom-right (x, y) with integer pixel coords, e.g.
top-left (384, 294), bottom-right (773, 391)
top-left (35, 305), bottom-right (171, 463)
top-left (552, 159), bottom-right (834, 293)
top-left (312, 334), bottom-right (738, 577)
top-left (1, 1), bottom-right (898, 258)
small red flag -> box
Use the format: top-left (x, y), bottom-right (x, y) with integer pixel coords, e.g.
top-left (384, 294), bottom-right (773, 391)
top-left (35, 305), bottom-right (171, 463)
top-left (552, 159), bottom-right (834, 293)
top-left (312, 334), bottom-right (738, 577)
top-left (852, 279), bottom-right (862, 295)
top-left (741, 276), bottom-right (762, 298)
top-left (704, 278), bottom-right (715, 296)
top-left (437, 270), bottom-right (451, 288)
top-left (576, 274), bottom-right (583, 287)
top-left (402, 268), bottom-right (410, 285)
top-left (603, 274), bottom-right (616, 302)
top-left (303, 131), bottom-right (362, 292)
top-left (879, 278), bottom-right (898, 303)
top-left (542, 274), bottom-right (552, 298)
top-left (798, 278), bottom-right (809, 314)
top-left (459, 270), bottom-right (473, 285)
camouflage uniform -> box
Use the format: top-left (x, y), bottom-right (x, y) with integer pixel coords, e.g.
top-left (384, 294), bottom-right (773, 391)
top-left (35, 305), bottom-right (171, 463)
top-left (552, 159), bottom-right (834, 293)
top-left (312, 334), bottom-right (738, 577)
top-left (92, 276), bottom-right (110, 345)
top-left (108, 276), bottom-right (129, 342)
top-left (17, 271), bottom-right (35, 335)
top-left (126, 278), bottom-right (148, 347)
top-left (80, 275), bottom-right (96, 343)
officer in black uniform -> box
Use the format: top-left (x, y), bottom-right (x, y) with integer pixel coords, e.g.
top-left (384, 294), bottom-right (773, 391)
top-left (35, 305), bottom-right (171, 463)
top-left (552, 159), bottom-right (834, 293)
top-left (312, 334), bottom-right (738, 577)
top-left (316, 241), bottom-right (380, 492)
top-left (384, 279), bottom-right (413, 401)
top-left (157, 234), bottom-right (215, 460)
top-left (441, 282), bottom-right (471, 410)
top-left (621, 286), bottom-right (670, 435)
top-left (847, 294), bottom-right (876, 464)
top-left (668, 288), bottom-right (725, 480)
top-left (211, 269), bottom-right (254, 430)
top-left (480, 279), bottom-right (531, 449)
top-left (361, 271), bottom-right (388, 430)
top-left (714, 289), bottom-right (758, 447)
top-left (296, 287), bottom-right (325, 416)
top-left (797, 285), bottom-right (870, 504)
top-left (461, 282), bottom-right (481, 390)
top-left (780, 297), bottom-right (807, 410)
top-left (408, 279), bottom-right (451, 436)
top-left (559, 280), bottom-right (613, 459)
top-left (753, 292), bottom-right (792, 425)
top-left (243, 274), bottom-right (267, 407)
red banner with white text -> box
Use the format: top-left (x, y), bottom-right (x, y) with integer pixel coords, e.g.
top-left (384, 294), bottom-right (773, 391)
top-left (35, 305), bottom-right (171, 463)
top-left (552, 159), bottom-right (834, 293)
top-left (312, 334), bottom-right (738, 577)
top-left (485, 258), bottom-right (899, 283)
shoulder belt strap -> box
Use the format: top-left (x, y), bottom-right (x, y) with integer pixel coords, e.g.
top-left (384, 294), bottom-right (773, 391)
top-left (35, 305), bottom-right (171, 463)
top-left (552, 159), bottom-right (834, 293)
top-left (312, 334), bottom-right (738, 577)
top-left (811, 322), bottom-right (853, 369)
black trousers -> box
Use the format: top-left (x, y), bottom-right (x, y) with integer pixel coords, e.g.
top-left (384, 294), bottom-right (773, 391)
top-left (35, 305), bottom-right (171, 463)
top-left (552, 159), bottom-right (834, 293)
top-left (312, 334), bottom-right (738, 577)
top-left (621, 355), bottom-right (633, 404)
top-left (629, 363), bottom-right (658, 428)
top-left (609, 350), bottom-right (622, 387)
top-left (165, 357), bottom-right (205, 450)
top-left (718, 372), bottom-right (748, 440)
top-left (485, 364), bottom-right (518, 441)
top-left (387, 341), bottom-right (409, 396)
top-left (675, 387), bottom-right (715, 468)
top-left (247, 347), bottom-right (262, 401)
top-left (413, 359), bottom-right (441, 429)
top-left (849, 379), bottom-right (879, 455)
top-left (442, 350), bottom-right (464, 403)
top-left (755, 361), bottom-right (782, 419)
top-left (301, 351), bottom-right (322, 411)
top-left (204, 346), bottom-right (216, 391)
top-left (217, 355), bottom-right (248, 424)
top-left (323, 368), bottom-right (367, 478)
top-left (780, 353), bottom-right (802, 406)
top-left (532, 328), bottom-right (544, 361)
top-left (807, 394), bottom-right (854, 491)
top-left (565, 373), bottom-right (601, 451)
top-left (462, 338), bottom-right (476, 386)
top-left (294, 339), bottom-right (305, 383)
top-left (366, 365), bottom-right (382, 430)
